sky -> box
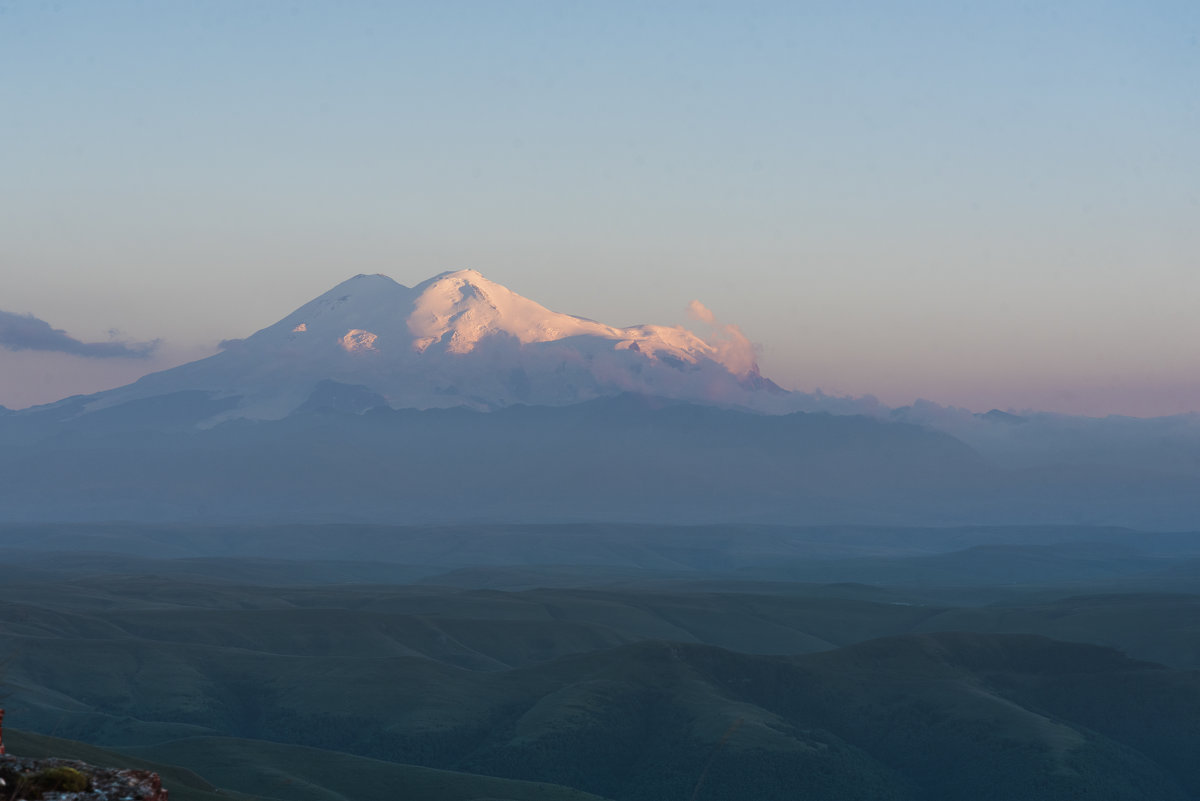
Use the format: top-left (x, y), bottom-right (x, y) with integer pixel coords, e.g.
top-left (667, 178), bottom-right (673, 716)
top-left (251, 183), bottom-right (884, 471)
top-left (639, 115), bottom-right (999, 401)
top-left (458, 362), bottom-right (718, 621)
top-left (1, 1), bottom-right (1197, 416)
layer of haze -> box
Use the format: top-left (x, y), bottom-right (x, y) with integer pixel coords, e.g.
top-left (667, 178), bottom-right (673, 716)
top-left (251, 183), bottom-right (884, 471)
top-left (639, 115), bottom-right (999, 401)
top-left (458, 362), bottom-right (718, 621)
top-left (1, 2), bottom-right (1197, 416)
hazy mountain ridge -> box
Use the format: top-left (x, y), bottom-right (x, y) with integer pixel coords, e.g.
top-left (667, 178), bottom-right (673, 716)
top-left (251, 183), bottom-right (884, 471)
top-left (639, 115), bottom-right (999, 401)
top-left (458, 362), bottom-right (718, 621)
top-left (3, 394), bottom-right (1197, 527)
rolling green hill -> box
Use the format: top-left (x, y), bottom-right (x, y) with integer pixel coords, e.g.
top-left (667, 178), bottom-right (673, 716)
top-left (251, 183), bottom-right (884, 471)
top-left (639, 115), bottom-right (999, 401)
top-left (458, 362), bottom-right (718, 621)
top-left (6, 623), bottom-right (1200, 799)
top-left (3, 524), bottom-right (1200, 800)
top-left (125, 737), bottom-right (610, 801)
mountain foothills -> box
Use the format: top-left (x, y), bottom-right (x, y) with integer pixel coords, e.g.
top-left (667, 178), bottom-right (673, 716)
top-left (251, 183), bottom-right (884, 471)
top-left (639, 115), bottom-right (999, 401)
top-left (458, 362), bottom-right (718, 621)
top-left (3, 523), bottom-right (1200, 801)
top-left (0, 270), bottom-right (1197, 527)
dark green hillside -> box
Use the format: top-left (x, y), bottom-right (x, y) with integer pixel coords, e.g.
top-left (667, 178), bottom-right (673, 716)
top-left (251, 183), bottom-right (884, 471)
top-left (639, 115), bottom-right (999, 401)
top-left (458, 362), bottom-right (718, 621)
top-left (6, 573), bottom-right (1200, 670)
top-left (6, 624), bottom-right (1200, 800)
top-left (125, 737), bottom-right (611, 801)
top-left (913, 593), bottom-right (1200, 668)
top-left (3, 529), bottom-right (1200, 800)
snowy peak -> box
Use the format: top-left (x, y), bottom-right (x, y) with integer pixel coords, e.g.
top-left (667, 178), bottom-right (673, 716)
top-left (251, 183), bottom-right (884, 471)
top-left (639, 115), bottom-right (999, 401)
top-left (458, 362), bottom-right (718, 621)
top-left (288, 273), bottom-right (410, 322)
top-left (404, 270), bottom-right (748, 378)
top-left (408, 269), bottom-right (623, 354)
top-left (247, 273), bottom-right (413, 350)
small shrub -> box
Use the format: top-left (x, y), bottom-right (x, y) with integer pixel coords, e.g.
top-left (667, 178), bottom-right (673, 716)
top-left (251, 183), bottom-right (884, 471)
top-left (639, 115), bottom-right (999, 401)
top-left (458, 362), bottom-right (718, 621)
top-left (31, 766), bottom-right (89, 794)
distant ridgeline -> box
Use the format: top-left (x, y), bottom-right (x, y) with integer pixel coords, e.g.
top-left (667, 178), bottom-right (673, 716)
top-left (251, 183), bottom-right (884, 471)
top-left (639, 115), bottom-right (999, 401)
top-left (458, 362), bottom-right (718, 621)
top-left (1, 393), bottom-right (1198, 527)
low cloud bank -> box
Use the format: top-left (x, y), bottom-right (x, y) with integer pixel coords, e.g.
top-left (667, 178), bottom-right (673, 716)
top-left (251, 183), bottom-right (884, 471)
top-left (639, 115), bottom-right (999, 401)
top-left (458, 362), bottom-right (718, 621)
top-left (0, 309), bottom-right (158, 359)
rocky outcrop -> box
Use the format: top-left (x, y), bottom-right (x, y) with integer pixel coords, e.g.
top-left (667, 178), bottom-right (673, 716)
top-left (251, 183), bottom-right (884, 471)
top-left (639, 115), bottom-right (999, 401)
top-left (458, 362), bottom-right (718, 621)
top-left (0, 755), bottom-right (167, 800)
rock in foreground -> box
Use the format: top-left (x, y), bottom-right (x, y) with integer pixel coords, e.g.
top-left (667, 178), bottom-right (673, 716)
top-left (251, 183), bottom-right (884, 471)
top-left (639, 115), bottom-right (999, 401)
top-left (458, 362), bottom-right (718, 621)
top-left (0, 755), bottom-right (167, 801)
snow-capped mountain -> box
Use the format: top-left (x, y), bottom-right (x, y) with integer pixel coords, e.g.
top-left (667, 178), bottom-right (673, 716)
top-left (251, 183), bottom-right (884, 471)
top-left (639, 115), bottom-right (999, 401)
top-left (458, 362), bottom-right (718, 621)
top-left (6, 270), bottom-right (1200, 527)
top-left (85, 270), bottom-right (786, 422)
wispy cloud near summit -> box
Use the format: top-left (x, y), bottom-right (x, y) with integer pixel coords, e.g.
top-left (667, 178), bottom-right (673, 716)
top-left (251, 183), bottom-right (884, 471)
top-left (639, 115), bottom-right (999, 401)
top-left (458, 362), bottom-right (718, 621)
top-left (0, 310), bottom-right (159, 359)
top-left (687, 300), bottom-right (757, 377)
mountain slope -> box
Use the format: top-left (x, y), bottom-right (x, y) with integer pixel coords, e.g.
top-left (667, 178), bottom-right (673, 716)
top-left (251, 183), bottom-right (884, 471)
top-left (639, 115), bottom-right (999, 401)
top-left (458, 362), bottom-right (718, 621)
top-left (123, 737), bottom-right (611, 801)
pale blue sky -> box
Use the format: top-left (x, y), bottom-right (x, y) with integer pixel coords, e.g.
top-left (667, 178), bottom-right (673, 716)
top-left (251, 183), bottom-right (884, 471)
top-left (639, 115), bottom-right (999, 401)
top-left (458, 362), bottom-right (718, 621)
top-left (2, 1), bottom-right (1197, 414)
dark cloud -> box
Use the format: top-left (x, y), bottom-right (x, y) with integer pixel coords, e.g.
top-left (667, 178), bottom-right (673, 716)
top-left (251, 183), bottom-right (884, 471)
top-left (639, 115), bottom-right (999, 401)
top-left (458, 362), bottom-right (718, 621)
top-left (0, 309), bottom-right (159, 359)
